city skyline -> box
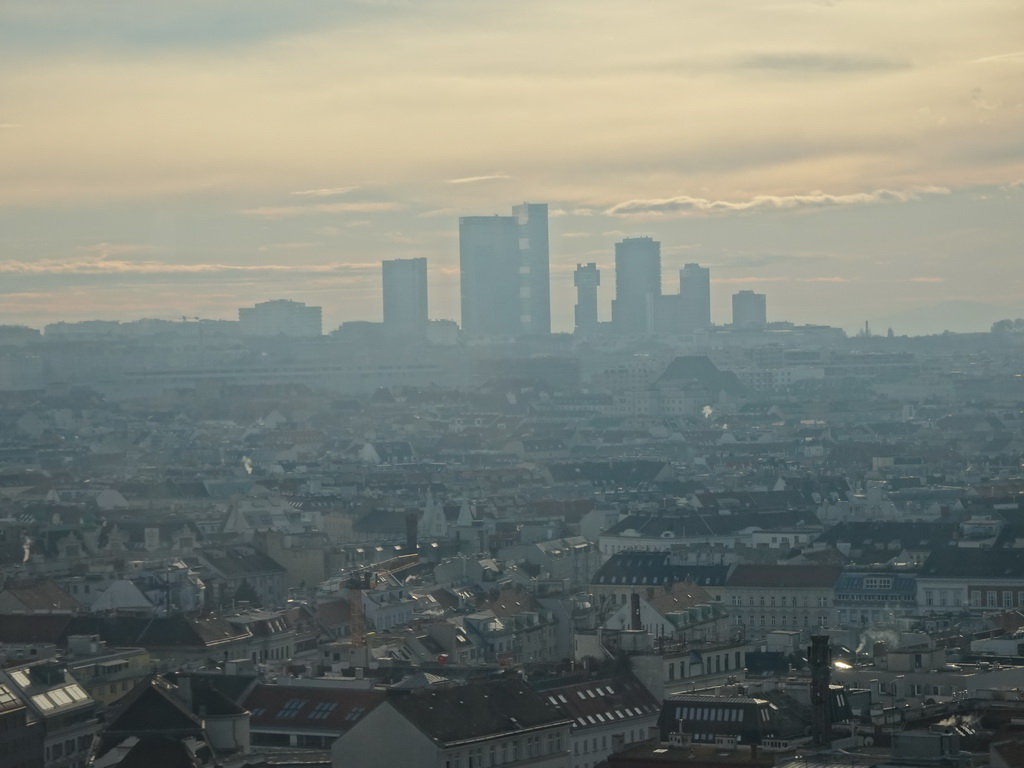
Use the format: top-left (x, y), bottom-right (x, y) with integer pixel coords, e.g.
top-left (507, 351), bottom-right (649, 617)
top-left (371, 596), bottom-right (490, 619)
top-left (2, 1), bottom-right (1022, 335)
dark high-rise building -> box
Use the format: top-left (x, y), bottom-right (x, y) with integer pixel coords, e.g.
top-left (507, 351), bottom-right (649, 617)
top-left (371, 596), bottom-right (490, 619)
top-left (679, 263), bottom-right (711, 331)
top-left (573, 262), bottom-right (600, 334)
top-left (382, 257), bottom-right (428, 336)
top-left (732, 290), bottom-right (767, 328)
top-left (612, 236), bottom-right (661, 334)
top-left (459, 203), bottom-right (550, 337)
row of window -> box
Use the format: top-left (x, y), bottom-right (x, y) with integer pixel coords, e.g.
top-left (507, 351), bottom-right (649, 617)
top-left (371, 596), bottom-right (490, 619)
top-left (444, 732), bottom-right (563, 768)
top-left (732, 614), bottom-right (828, 627)
top-left (730, 595), bottom-right (829, 608)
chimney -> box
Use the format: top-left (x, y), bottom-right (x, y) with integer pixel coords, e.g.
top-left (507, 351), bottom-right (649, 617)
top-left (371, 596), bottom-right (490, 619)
top-left (405, 512), bottom-right (418, 555)
top-left (630, 593), bottom-right (642, 631)
top-left (808, 635), bottom-right (832, 748)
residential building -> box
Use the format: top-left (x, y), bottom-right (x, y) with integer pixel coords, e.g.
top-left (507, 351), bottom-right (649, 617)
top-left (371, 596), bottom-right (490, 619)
top-left (0, 680), bottom-right (43, 768)
top-left (0, 660), bottom-right (100, 768)
top-left (243, 681), bottom-right (384, 749)
top-left (544, 675), bottom-right (660, 768)
top-left (719, 565), bottom-right (843, 637)
top-left (612, 237), bottom-right (660, 335)
top-left (238, 299), bottom-right (322, 337)
top-left (832, 571), bottom-right (918, 627)
top-left (331, 675), bottom-right (572, 768)
top-left (917, 548), bottom-right (1024, 613)
top-left (382, 257), bottom-right (429, 336)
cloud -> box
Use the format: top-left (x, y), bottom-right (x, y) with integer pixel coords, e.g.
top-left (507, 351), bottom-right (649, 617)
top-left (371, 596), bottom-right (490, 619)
top-left (239, 201), bottom-right (403, 218)
top-left (257, 242), bottom-right (319, 251)
top-left (971, 51), bottom-right (1024, 64)
top-left (606, 186), bottom-right (950, 218)
top-left (560, 232), bottom-right (591, 238)
top-left (289, 186), bottom-right (359, 197)
top-left (446, 174), bottom-right (511, 184)
top-left (909, 277), bottom-right (945, 283)
top-left (0, 256), bottom-right (380, 276)
top-left (799, 277), bottom-right (849, 283)
top-left (711, 276), bottom-right (791, 284)
top-left (738, 52), bottom-right (912, 75)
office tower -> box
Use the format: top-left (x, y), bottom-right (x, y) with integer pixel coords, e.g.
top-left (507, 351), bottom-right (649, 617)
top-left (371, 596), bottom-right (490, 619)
top-left (732, 290), bottom-right (767, 328)
top-left (679, 263), bottom-right (712, 331)
top-left (573, 263), bottom-right (600, 334)
top-left (513, 203), bottom-right (551, 336)
top-left (382, 257), bottom-right (428, 336)
top-left (459, 215), bottom-right (519, 336)
top-left (459, 203), bottom-right (551, 337)
top-left (238, 299), bottom-right (322, 337)
top-left (612, 236), bottom-right (661, 334)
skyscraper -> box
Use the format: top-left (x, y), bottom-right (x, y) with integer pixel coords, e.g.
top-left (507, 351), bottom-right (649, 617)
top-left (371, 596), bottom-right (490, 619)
top-left (732, 290), bottom-right (767, 328)
top-left (612, 236), bottom-right (661, 334)
top-left (514, 203), bottom-right (551, 336)
top-left (459, 203), bottom-right (550, 337)
top-left (573, 262), bottom-right (600, 334)
top-left (382, 257), bottom-right (428, 336)
top-left (679, 263), bottom-right (711, 331)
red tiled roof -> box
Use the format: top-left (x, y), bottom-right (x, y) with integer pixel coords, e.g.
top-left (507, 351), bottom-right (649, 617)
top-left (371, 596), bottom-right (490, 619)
top-left (242, 684), bottom-right (384, 733)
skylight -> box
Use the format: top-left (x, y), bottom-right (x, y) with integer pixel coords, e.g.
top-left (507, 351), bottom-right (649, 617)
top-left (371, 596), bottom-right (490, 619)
top-left (277, 699), bottom-right (308, 719)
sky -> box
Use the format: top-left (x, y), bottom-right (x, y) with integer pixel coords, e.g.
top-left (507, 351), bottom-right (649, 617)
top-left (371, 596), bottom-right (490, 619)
top-left (2, 0), bottom-right (1023, 336)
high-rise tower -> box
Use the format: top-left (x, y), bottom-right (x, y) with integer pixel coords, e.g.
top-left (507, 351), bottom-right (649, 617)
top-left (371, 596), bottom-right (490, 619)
top-left (459, 203), bottom-right (550, 337)
top-left (612, 236), bottom-right (661, 334)
top-left (513, 203), bottom-right (551, 336)
top-left (679, 263), bottom-right (711, 331)
top-left (382, 257), bottom-right (428, 336)
top-left (573, 263), bottom-right (600, 334)
top-left (732, 290), bottom-right (767, 328)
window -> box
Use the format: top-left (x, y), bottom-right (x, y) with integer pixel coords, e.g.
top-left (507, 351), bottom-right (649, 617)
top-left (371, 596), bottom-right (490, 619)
top-left (988, 591), bottom-right (998, 606)
top-left (308, 702), bottom-right (338, 720)
top-left (276, 699), bottom-right (307, 719)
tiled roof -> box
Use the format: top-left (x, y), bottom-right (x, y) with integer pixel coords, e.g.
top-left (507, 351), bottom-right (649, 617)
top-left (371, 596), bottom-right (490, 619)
top-left (592, 553), bottom-right (730, 589)
top-left (2, 579), bottom-right (81, 612)
top-left (242, 684), bottom-right (384, 733)
top-left (542, 675), bottom-right (659, 732)
top-left (725, 565), bottom-right (843, 589)
top-left (919, 547), bottom-right (1024, 580)
top-left (388, 675), bottom-right (569, 744)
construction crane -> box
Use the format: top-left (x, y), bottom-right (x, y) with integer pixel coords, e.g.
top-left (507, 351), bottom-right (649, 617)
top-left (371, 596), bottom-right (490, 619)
top-left (346, 554), bottom-right (420, 649)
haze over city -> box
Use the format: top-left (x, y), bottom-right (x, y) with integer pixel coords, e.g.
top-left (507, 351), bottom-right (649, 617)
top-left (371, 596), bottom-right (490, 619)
top-left (2, 0), bottom-right (1023, 334)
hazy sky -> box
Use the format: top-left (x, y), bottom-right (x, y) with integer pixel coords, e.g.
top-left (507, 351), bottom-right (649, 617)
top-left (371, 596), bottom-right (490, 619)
top-left (2, 0), bottom-right (1022, 335)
